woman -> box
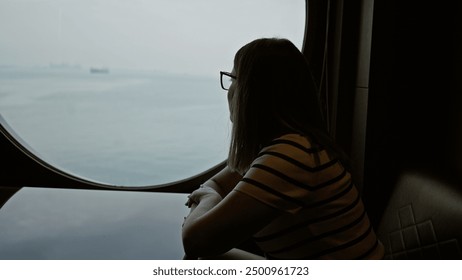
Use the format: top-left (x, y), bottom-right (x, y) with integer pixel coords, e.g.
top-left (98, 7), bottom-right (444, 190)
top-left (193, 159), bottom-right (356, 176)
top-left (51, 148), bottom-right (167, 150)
top-left (182, 38), bottom-right (384, 259)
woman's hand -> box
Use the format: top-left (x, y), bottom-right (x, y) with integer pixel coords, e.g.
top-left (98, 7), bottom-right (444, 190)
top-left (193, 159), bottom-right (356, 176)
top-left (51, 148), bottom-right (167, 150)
top-left (186, 185), bottom-right (222, 208)
top-left (183, 185), bottom-right (222, 228)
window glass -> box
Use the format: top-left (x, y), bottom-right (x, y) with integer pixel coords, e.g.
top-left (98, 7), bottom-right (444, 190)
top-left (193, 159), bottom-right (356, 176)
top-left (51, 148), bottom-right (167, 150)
top-left (0, 0), bottom-right (305, 186)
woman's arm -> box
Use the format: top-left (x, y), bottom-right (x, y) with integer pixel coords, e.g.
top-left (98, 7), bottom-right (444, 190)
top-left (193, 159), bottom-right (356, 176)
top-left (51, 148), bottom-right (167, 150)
top-left (203, 165), bottom-right (242, 197)
top-left (182, 184), bottom-right (280, 258)
top-left (182, 165), bottom-right (241, 221)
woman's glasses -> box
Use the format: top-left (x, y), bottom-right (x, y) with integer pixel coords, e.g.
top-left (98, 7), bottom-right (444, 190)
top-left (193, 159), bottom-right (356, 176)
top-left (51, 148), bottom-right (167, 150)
top-left (220, 71), bottom-right (237, 90)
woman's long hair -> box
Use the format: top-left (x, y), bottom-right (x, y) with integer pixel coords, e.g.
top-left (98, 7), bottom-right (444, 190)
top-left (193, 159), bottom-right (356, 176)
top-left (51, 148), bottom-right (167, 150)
top-left (228, 38), bottom-right (344, 174)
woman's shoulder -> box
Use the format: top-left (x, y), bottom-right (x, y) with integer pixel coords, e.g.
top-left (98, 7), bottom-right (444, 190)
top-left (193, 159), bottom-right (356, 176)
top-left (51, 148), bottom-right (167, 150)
top-left (256, 133), bottom-right (328, 168)
top-left (263, 133), bottom-right (322, 154)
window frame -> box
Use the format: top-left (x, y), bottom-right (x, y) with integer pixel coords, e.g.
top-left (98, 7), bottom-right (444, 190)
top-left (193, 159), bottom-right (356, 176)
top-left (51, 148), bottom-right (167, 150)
top-left (0, 0), bottom-right (310, 197)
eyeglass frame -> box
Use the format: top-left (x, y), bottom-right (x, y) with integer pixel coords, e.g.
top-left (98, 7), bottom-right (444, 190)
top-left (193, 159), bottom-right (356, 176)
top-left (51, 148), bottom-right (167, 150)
top-left (220, 71), bottom-right (237, 90)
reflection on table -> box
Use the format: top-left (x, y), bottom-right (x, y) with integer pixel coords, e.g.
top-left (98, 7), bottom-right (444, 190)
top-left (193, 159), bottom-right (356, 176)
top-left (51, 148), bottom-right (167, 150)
top-left (0, 187), bottom-right (189, 260)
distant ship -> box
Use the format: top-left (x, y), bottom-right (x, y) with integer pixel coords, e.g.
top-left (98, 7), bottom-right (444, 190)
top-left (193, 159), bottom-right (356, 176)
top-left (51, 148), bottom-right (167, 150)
top-left (90, 67), bottom-right (109, 74)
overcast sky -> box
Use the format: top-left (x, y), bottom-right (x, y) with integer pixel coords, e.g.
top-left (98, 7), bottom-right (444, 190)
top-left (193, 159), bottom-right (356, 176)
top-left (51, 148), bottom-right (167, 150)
top-left (0, 0), bottom-right (305, 77)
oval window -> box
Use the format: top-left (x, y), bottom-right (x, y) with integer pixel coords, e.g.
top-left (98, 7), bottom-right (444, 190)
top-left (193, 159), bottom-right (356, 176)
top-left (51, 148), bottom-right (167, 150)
top-left (0, 0), bottom-right (306, 186)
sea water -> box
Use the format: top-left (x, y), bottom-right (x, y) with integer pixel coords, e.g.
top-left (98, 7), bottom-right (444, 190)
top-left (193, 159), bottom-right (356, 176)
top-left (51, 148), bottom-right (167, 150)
top-left (0, 66), bottom-right (230, 259)
top-left (0, 66), bottom-right (231, 186)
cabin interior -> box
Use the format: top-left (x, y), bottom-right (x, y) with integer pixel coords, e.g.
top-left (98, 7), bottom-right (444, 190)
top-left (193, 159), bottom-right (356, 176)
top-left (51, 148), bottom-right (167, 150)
top-left (1, 0), bottom-right (461, 259)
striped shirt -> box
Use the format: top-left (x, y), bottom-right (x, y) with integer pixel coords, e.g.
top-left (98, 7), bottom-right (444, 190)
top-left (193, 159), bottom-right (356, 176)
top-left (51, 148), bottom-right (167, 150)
top-left (234, 134), bottom-right (384, 259)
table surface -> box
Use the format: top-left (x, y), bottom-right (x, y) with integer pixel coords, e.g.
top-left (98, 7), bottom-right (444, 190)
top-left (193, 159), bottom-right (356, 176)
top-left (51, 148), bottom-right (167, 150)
top-left (0, 187), bottom-right (189, 259)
